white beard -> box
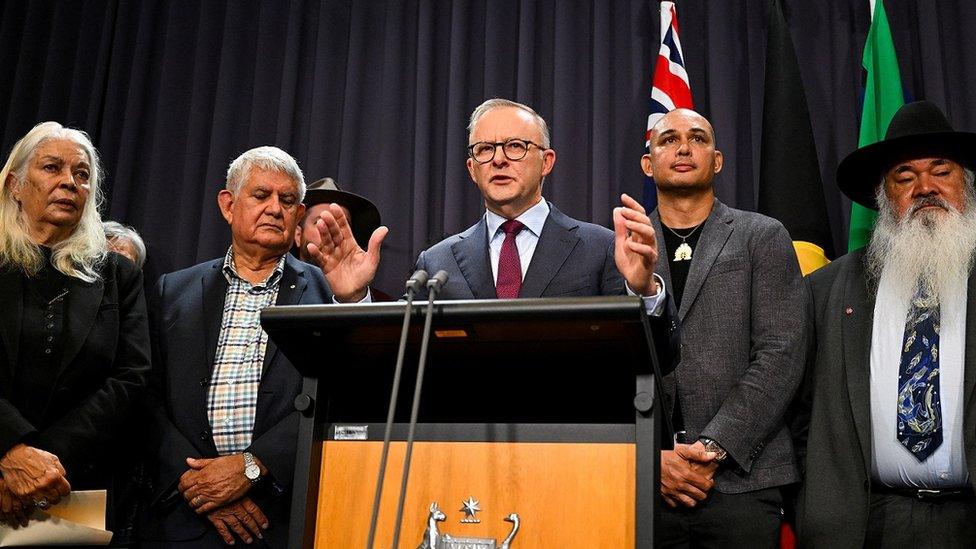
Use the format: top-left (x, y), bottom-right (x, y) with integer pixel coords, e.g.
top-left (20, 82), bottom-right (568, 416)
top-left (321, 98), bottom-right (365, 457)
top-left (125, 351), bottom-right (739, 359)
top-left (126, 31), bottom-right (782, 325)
top-left (867, 188), bottom-right (976, 309)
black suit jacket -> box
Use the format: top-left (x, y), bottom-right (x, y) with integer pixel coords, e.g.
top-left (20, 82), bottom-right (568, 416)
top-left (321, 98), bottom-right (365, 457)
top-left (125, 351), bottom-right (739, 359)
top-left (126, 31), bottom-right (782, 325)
top-left (0, 253), bottom-right (150, 487)
top-left (142, 254), bottom-right (333, 546)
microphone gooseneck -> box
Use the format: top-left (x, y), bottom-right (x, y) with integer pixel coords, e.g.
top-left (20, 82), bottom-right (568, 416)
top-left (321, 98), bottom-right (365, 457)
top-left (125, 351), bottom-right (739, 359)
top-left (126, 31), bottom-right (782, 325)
top-left (364, 270), bottom-right (428, 549)
top-left (389, 271), bottom-right (449, 549)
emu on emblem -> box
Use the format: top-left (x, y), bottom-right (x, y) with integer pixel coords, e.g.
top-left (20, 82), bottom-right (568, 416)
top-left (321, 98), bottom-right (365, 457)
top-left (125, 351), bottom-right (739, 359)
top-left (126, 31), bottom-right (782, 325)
top-left (417, 502), bottom-right (520, 549)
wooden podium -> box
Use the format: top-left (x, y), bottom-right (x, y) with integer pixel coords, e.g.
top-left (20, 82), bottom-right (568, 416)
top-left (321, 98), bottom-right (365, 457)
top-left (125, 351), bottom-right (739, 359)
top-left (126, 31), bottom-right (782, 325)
top-left (262, 296), bottom-right (663, 548)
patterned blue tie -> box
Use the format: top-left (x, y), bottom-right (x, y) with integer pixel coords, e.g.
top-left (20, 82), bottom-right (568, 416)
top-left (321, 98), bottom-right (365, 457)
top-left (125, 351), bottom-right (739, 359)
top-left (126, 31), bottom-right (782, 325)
top-left (896, 288), bottom-right (942, 461)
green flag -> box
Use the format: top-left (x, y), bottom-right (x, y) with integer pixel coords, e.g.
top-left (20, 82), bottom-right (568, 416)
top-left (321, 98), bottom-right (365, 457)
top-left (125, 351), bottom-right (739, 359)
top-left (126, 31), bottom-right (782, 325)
top-left (848, 0), bottom-right (904, 251)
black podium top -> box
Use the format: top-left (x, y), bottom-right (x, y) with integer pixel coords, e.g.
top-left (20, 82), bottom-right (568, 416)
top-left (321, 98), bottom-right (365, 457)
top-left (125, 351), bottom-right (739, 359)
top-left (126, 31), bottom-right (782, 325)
top-left (261, 296), bottom-right (655, 425)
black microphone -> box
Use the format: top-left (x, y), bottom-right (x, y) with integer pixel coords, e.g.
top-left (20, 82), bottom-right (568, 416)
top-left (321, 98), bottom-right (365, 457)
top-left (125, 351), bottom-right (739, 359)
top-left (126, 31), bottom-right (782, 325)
top-left (405, 269), bottom-right (429, 292)
top-left (364, 269), bottom-right (428, 549)
top-left (390, 271), bottom-right (449, 549)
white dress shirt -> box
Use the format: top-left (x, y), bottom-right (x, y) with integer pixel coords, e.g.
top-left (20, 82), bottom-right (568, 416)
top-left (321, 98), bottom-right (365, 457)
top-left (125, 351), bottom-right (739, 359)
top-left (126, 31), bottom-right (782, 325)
top-left (869, 268), bottom-right (969, 488)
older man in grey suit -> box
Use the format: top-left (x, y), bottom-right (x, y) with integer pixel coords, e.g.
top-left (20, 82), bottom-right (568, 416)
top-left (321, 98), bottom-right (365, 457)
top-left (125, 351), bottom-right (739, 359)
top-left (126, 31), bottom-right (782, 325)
top-left (642, 108), bottom-right (805, 546)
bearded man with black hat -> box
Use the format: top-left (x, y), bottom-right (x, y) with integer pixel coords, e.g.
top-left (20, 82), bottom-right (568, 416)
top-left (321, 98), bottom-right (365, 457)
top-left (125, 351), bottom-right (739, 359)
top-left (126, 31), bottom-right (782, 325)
top-left (795, 101), bottom-right (976, 547)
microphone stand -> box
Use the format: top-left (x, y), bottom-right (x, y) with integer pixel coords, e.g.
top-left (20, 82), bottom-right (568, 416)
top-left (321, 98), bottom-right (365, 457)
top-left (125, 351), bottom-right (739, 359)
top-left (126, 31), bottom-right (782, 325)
top-left (389, 270), bottom-right (448, 549)
top-left (365, 270), bottom-right (428, 549)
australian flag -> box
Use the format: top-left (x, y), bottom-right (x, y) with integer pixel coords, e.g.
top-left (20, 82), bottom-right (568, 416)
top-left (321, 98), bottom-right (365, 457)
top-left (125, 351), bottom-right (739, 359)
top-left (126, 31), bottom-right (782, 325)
top-left (643, 1), bottom-right (693, 211)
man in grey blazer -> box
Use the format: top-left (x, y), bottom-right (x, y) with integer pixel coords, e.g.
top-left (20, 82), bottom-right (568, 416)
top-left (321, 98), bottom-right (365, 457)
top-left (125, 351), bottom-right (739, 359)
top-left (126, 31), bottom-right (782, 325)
top-left (642, 108), bottom-right (805, 546)
top-left (796, 101), bottom-right (976, 547)
top-left (309, 98), bottom-right (666, 306)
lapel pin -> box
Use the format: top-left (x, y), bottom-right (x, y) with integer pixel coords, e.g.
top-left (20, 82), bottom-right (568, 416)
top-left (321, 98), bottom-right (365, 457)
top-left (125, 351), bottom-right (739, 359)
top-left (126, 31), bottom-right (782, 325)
top-left (845, 306), bottom-right (854, 315)
top-left (290, 284), bottom-right (296, 289)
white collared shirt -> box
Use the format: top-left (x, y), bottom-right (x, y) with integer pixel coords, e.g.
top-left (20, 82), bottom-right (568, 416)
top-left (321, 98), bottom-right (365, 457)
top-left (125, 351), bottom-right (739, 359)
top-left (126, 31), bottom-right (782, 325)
top-left (869, 268), bottom-right (968, 488)
top-left (485, 198), bottom-right (550, 282)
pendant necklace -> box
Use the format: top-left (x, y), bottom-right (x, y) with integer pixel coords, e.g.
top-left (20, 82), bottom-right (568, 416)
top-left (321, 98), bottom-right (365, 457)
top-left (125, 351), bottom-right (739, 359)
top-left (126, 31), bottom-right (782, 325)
top-left (666, 222), bottom-right (703, 261)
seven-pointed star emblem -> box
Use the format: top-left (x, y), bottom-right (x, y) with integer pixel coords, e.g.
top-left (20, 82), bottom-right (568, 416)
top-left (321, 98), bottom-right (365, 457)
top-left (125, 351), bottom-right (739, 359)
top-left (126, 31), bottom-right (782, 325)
top-left (460, 496), bottom-right (481, 520)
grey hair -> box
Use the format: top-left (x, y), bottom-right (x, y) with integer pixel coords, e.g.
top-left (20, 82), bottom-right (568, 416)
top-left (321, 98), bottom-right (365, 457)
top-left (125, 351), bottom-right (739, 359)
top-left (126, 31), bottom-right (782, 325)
top-left (0, 121), bottom-right (107, 282)
top-left (225, 146), bottom-right (306, 201)
top-left (467, 98), bottom-right (551, 148)
top-left (103, 220), bottom-right (147, 268)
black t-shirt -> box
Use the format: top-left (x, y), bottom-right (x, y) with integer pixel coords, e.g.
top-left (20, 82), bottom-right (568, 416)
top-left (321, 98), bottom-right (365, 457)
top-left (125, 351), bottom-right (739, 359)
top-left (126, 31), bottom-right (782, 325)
top-left (660, 217), bottom-right (707, 440)
top-left (661, 217), bottom-right (707, 310)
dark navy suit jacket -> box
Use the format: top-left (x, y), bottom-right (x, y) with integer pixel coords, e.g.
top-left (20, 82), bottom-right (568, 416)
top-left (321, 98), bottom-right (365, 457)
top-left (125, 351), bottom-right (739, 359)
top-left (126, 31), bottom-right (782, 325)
top-left (413, 203), bottom-right (626, 299)
top-left (413, 201), bottom-right (679, 381)
top-left (142, 253), bottom-right (332, 547)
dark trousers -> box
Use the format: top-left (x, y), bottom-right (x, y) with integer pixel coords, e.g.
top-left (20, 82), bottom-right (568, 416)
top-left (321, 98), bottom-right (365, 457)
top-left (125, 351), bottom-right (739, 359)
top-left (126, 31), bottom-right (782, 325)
top-left (140, 531), bottom-right (278, 549)
top-left (659, 486), bottom-right (784, 549)
top-left (866, 491), bottom-right (976, 549)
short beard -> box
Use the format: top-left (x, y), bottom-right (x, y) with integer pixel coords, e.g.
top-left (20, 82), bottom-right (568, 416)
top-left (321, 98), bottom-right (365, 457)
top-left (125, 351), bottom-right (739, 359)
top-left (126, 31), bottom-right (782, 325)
top-left (866, 181), bottom-right (976, 308)
top-left (655, 178), bottom-right (713, 198)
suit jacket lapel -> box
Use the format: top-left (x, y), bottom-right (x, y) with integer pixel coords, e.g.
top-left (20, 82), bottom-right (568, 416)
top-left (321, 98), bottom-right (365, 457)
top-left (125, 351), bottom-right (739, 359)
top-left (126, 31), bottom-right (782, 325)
top-left (651, 210), bottom-right (679, 415)
top-left (964, 269), bottom-right (976, 480)
top-left (263, 256), bottom-right (308, 374)
top-left (844, 253), bottom-right (875, 473)
top-left (201, 261), bottom-right (228, 382)
top-left (677, 199), bottom-right (733, 320)
top-left (651, 211), bottom-right (673, 294)
top-left (181, 261), bottom-right (227, 456)
top-left (520, 205), bottom-right (580, 298)
top-left (452, 218), bottom-right (496, 299)
top-left (59, 275), bottom-right (103, 373)
top-left (0, 270), bottom-right (23, 385)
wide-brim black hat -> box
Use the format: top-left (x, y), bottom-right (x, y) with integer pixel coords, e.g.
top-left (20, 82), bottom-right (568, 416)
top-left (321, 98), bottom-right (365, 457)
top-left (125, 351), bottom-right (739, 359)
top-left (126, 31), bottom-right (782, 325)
top-left (836, 100), bottom-right (976, 210)
top-left (303, 177), bottom-right (381, 247)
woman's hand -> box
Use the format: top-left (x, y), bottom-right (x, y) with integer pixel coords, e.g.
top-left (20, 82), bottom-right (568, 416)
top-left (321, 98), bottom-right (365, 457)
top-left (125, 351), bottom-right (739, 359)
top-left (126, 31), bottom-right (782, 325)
top-left (0, 479), bottom-right (31, 528)
top-left (0, 444), bottom-right (71, 507)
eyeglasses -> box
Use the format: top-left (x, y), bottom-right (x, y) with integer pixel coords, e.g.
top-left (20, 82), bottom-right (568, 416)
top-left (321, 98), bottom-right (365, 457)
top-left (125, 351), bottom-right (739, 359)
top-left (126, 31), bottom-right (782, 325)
top-left (467, 138), bottom-right (545, 164)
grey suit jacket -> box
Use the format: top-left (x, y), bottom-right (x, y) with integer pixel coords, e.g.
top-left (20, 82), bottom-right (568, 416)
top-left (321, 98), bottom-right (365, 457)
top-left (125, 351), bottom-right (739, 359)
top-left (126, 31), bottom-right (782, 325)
top-left (653, 198), bottom-right (805, 493)
top-left (413, 202), bottom-right (625, 299)
top-left (794, 249), bottom-right (976, 547)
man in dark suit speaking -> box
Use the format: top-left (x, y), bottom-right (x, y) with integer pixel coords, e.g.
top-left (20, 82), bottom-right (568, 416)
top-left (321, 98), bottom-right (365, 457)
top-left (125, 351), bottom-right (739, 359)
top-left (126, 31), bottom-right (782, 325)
top-left (643, 108), bottom-right (806, 547)
top-left (307, 98), bottom-right (666, 307)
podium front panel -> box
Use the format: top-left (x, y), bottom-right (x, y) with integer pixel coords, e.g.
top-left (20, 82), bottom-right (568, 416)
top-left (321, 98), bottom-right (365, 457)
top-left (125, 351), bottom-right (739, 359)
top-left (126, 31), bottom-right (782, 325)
top-left (316, 440), bottom-right (634, 548)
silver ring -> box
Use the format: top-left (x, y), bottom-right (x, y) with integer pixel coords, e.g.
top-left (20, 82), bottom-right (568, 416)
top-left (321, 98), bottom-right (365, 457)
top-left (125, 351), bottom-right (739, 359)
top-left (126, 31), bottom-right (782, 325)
top-left (33, 498), bottom-right (49, 509)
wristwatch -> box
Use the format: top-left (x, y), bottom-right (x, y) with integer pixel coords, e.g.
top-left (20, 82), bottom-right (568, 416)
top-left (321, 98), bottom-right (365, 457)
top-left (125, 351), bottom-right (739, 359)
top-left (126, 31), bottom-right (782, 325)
top-left (699, 437), bottom-right (728, 462)
top-left (243, 452), bottom-right (261, 483)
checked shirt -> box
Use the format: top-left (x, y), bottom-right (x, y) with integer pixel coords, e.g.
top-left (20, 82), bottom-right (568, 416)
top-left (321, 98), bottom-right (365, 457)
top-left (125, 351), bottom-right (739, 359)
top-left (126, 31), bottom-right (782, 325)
top-left (207, 248), bottom-right (285, 455)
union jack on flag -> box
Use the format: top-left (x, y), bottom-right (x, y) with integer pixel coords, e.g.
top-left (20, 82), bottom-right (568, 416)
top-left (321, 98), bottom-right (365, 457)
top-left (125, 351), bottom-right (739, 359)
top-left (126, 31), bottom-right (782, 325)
top-left (647, 1), bottom-right (693, 147)
top-left (643, 1), bottom-right (693, 209)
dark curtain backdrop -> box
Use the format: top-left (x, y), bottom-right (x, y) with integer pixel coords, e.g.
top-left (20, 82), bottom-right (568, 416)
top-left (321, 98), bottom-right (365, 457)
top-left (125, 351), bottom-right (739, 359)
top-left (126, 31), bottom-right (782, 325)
top-left (1, 1), bottom-right (974, 291)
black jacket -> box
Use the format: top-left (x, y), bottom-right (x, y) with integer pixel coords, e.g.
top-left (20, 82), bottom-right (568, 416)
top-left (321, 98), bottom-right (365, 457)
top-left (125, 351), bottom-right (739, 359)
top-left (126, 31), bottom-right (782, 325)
top-left (0, 253), bottom-right (150, 488)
